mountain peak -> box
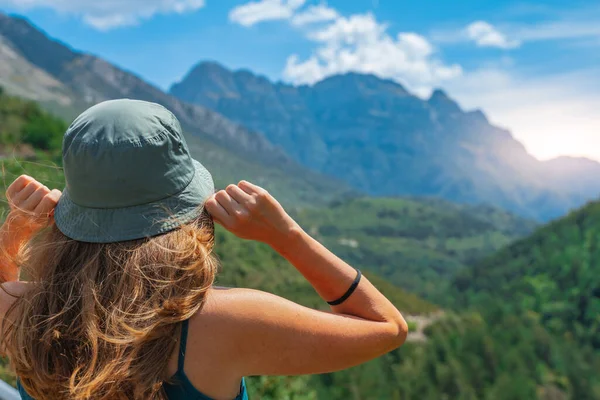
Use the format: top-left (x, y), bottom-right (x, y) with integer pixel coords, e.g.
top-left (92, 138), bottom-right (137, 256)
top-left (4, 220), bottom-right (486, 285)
top-left (190, 60), bottom-right (229, 75)
top-left (429, 88), bottom-right (450, 99)
top-left (170, 60), bottom-right (239, 106)
top-left (312, 72), bottom-right (409, 97)
top-left (176, 60), bottom-right (233, 86)
top-left (428, 88), bottom-right (462, 114)
top-left (466, 109), bottom-right (489, 124)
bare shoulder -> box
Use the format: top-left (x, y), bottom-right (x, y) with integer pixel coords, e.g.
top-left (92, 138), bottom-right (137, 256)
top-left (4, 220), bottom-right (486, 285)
top-left (186, 287), bottom-right (293, 362)
top-left (188, 286), bottom-right (265, 338)
top-left (190, 287), bottom-right (278, 337)
top-left (200, 286), bottom-right (286, 318)
top-left (194, 286), bottom-right (310, 329)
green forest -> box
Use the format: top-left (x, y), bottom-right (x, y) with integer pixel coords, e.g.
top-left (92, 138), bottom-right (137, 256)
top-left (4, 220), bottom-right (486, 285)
top-left (0, 91), bottom-right (598, 399)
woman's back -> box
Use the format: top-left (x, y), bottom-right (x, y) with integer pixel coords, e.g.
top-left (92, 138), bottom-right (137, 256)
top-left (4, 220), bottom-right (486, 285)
top-left (162, 317), bottom-right (247, 400)
top-left (12, 303), bottom-right (249, 400)
top-left (2, 283), bottom-right (251, 399)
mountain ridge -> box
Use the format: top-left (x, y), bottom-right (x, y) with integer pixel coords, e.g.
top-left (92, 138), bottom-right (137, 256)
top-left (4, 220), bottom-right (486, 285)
top-left (170, 60), bottom-right (600, 221)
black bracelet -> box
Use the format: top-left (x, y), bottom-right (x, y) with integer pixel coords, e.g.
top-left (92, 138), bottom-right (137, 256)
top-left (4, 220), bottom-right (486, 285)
top-left (327, 269), bottom-right (362, 306)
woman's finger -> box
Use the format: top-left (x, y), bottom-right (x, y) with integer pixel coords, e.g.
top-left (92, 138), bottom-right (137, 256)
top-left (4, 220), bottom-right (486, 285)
top-left (22, 186), bottom-right (50, 212)
top-left (205, 196), bottom-right (232, 226)
top-left (6, 175), bottom-right (34, 200)
top-left (10, 181), bottom-right (40, 208)
top-left (33, 189), bottom-right (61, 215)
top-left (226, 184), bottom-right (252, 205)
top-left (214, 190), bottom-right (247, 218)
top-left (237, 180), bottom-right (262, 196)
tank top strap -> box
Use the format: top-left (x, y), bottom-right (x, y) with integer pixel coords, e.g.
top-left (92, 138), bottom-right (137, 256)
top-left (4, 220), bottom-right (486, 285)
top-left (177, 318), bottom-right (189, 373)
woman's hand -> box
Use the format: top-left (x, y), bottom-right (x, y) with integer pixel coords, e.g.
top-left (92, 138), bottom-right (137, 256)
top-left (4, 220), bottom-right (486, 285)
top-left (4, 175), bottom-right (62, 237)
top-left (205, 181), bottom-right (300, 247)
top-left (0, 175), bottom-right (61, 281)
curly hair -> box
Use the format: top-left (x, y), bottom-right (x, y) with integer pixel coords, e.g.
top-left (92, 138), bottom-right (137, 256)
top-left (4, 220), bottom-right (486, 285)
top-left (0, 210), bottom-right (218, 399)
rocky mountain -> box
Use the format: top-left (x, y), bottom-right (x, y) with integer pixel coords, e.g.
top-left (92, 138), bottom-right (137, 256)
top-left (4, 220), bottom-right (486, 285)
top-left (0, 13), bottom-right (352, 206)
top-left (170, 61), bottom-right (600, 220)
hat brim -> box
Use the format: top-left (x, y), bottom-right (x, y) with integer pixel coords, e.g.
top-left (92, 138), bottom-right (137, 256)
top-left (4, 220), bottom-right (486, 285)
top-left (54, 160), bottom-right (214, 243)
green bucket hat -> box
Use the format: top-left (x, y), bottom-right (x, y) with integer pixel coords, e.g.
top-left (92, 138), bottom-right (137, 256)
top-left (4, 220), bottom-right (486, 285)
top-left (54, 99), bottom-right (214, 243)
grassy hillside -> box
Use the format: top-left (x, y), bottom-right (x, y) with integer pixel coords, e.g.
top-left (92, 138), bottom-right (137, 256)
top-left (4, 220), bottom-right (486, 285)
top-left (0, 87), bottom-right (66, 152)
top-left (295, 197), bottom-right (536, 301)
top-left (431, 200), bottom-right (600, 399)
top-left (453, 200), bottom-right (600, 349)
top-left (289, 200), bottom-right (600, 399)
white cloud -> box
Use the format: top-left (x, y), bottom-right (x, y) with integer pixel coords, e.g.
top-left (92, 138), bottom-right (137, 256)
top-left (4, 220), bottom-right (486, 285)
top-left (291, 4), bottom-right (338, 26)
top-left (465, 21), bottom-right (520, 49)
top-left (284, 13), bottom-right (462, 94)
top-left (229, 0), bottom-right (305, 27)
top-left (0, 0), bottom-right (206, 30)
top-left (229, 3), bottom-right (460, 93)
top-left (433, 7), bottom-right (600, 48)
top-left (509, 4), bottom-right (600, 42)
top-left (513, 21), bottom-right (600, 42)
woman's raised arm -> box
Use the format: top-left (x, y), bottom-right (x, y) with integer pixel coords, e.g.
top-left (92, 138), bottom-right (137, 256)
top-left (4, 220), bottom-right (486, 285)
top-left (204, 181), bottom-right (407, 377)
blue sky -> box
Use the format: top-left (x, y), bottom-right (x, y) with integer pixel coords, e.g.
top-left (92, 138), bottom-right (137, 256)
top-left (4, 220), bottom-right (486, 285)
top-left (1, 0), bottom-right (599, 161)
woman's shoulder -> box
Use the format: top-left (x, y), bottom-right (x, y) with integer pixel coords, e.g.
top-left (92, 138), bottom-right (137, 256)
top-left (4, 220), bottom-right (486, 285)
top-left (185, 287), bottom-right (279, 368)
top-left (190, 286), bottom-right (262, 332)
top-left (196, 286), bottom-right (289, 325)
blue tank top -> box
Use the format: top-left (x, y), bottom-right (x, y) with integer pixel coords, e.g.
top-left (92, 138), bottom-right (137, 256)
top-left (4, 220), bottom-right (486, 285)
top-left (17, 319), bottom-right (248, 400)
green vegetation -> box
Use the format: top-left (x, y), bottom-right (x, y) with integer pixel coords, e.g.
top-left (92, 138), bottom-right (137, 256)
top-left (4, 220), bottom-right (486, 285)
top-left (453, 201), bottom-right (600, 349)
top-left (304, 311), bottom-right (599, 400)
top-left (449, 201), bottom-right (600, 399)
top-left (0, 89), bottom-right (66, 151)
top-left (295, 197), bottom-right (536, 300)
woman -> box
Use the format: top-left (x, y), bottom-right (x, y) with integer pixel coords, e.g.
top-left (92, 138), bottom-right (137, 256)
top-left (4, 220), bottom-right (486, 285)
top-left (0, 99), bottom-right (408, 399)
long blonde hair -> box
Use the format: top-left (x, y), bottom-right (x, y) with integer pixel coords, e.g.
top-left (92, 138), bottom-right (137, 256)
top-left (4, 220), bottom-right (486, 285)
top-left (1, 210), bottom-right (218, 399)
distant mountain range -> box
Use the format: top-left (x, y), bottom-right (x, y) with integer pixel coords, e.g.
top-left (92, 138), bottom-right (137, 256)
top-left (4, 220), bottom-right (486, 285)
top-left (170, 61), bottom-right (600, 220)
top-left (0, 13), bottom-right (351, 207)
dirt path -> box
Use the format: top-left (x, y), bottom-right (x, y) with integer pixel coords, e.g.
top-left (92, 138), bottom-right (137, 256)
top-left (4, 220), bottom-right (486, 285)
top-left (405, 311), bottom-right (445, 342)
